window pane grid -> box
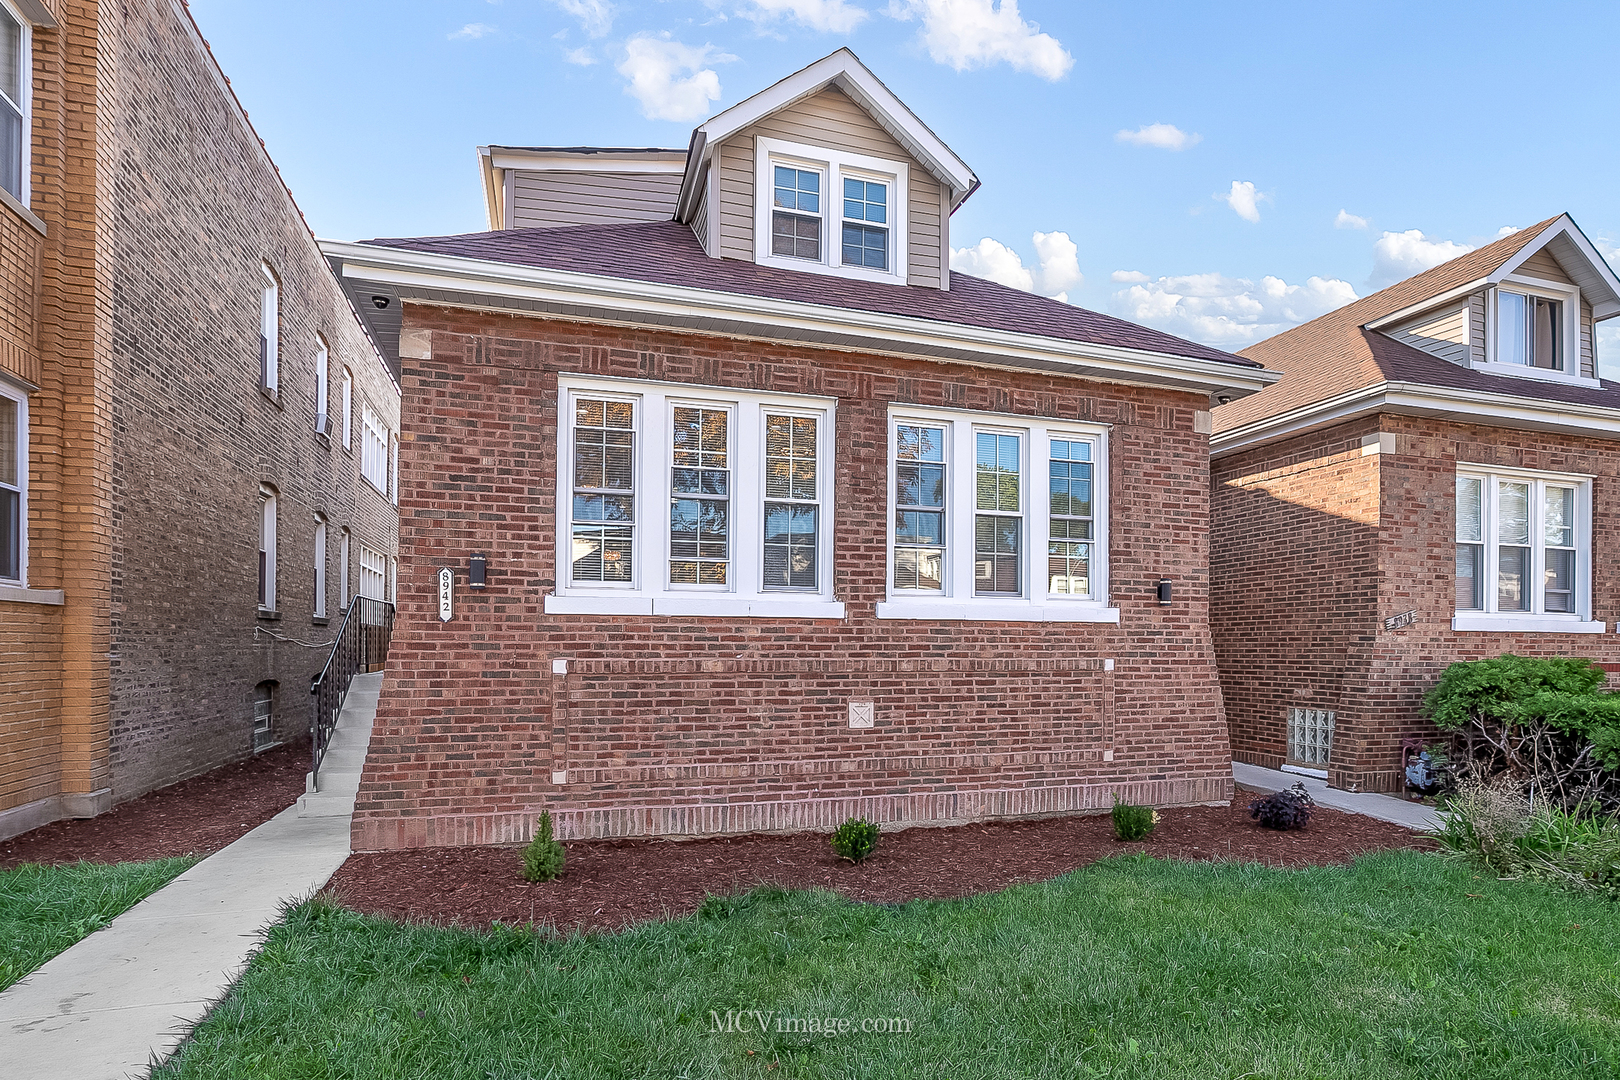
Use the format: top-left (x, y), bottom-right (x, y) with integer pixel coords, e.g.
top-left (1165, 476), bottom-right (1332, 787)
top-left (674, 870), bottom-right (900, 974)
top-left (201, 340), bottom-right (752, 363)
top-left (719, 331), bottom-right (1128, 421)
top-left (841, 177), bottom-right (888, 270)
top-left (670, 406), bottom-right (730, 586)
top-left (974, 432), bottom-right (1021, 596)
top-left (763, 414), bottom-right (818, 590)
top-left (1457, 471), bottom-right (1583, 618)
top-left (571, 398), bottom-right (636, 584)
top-left (771, 166), bottom-right (821, 261)
top-left (1, 390), bottom-right (16, 580)
top-left (893, 423), bottom-right (945, 591)
top-left (1049, 438), bottom-right (1094, 597)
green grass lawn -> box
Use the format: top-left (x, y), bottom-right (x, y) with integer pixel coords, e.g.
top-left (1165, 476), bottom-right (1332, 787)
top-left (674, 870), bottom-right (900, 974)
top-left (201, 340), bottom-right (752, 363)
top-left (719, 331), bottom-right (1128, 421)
top-left (1, 857), bottom-right (198, 989)
top-left (157, 851), bottom-right (1618, 1080)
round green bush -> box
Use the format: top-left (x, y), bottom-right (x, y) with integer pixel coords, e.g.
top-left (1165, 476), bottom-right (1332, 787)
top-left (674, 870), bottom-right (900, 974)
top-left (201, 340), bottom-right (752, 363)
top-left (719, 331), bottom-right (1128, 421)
top-left (830, 817), bottom-right (881, 863)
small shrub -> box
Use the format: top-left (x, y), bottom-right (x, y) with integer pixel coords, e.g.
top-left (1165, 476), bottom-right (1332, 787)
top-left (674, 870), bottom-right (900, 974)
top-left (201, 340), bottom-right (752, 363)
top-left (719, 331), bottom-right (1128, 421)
top-left (830, 817), bottom-right (880, 863)
top-left (1435, 778), bottom-right (1620, 899)
top-left (521, 811), bottom-right (566, 882)
top-left (1248, 782), bottom-right (1315, 830)
top-left (1111, 800), bottom-right (1158, 841)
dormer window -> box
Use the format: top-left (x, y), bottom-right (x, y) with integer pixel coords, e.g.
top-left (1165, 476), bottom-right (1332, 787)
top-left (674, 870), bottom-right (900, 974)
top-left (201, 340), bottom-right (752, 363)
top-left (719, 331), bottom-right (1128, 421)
top-left (754, 137), bottom-right (908, 285)
top-left (1497, 290), bottom-right (1561, 370)
top-left (771, 166), bottom-right (822, 260)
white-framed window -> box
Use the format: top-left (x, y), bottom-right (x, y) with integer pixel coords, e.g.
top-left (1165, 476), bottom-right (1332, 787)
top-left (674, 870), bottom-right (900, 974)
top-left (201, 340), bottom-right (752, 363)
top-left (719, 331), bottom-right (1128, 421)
top-left (549, 375), bottom-right (841, 619)
top-left (359, 543), bottom-right (386, 600)
top-left (314, 336), bottom-right (329, 436)
top-left (313, 514), bottom-right (328, 619)
top-left (361, 404), bottom-right (388, 492)
top-left (1453, 466), bottom-right (1602, 633)
top-left (387, 555), bottom-right (397, 602)
top-left (259, 264), bottom-right (279, 394)
top-left (338, 527), bottom-right (351, 610)
top-left (0, 377), bottom-right (24, 584)
top-left (340, 368), bottom-right (353, 449)
top-left (258, 485), bottom-right (278, 611)
top-left (0, 4), bottom-right (30, 205)
top-left (880, 405), bottom-right (1116, 623)
top-left (389, 433), bottom-right (399, 505)
top-left (753, 136), bottom-right (908, 285)
top-left (1481, 279), bottom-right (1590, 386)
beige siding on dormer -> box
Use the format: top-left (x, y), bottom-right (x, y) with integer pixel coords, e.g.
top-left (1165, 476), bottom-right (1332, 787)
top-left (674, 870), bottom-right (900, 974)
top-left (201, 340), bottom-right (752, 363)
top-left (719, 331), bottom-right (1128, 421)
top-left (1469, 291), bottom-right (1487, 366)
top-left (1515, 247), bottom-right (1575, 286)
top-left (713, 88), bottom-right (946, 286)
top-left (691, 171), bottom-right (710, 255)
top-left (509, 171), bottom-right (681, 229)
top-left (1582, 297), bottom-right (1595, 379)
top-left (1389, 301), bottom-right (1470, 366)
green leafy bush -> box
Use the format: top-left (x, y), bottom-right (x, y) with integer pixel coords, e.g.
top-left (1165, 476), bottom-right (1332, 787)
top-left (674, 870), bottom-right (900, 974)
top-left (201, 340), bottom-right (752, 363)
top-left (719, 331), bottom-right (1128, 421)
top-left (1435, 777), bottom-right (1619, 900)
top-left (521, 811), bottom-right (566, 883)
top-left (1111, 800), bottom-right (1157, 841)
top-left (1423, 654), bottom-right (1620, 812)
top-left (830, 817), bottom-right (880, 863)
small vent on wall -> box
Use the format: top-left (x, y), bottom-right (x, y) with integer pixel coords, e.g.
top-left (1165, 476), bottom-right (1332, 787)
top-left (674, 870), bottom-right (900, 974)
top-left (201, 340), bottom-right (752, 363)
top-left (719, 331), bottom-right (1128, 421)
top-left (1287, 707), bottom-right (1335, 768)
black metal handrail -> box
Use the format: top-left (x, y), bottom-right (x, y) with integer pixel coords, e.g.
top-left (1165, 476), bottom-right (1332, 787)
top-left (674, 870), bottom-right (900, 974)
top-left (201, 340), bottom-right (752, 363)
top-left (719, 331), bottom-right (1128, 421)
top-left (309, 596), bottom-right (395, 783)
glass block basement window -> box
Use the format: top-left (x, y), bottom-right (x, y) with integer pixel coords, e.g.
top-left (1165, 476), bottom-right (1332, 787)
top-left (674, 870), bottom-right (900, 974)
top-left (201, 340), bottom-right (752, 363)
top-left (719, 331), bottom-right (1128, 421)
top-left (1287, 707), bottom-right (1335, 768)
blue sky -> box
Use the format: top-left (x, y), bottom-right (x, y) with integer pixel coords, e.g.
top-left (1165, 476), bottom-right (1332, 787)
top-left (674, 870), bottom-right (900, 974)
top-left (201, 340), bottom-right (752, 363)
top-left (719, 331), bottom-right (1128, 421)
top-left (191, 0), bottom-right (1620, 367)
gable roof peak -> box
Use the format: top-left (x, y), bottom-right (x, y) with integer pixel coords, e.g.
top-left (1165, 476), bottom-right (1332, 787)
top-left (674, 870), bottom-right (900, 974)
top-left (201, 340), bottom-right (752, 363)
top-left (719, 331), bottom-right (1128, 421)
top-left (674, 48), bottom-right (979, 223)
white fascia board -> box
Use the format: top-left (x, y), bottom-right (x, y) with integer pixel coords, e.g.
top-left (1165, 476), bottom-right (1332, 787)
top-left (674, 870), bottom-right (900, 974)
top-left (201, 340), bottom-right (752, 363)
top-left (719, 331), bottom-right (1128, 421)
top-left (675, 48), bottom-right (977, 220)
top-left (1211, 381), bottom-right (1620, 457)
top-left (477, 147), bottom-right (501, 232)
top-left (322, 240), bottom-right (1277, 398)
top-left (1492, 216), bottom-right (1620, 308)
top-left (487, 150), bottom-right (687, 174)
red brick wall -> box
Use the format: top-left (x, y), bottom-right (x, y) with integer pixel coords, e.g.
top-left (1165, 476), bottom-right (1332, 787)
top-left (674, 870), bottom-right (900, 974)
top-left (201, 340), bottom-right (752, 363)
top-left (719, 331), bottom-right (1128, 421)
top-left (1213, 414), bottom-right (1620, 792)
top-left (354, 306), bottom-right (1235, 850)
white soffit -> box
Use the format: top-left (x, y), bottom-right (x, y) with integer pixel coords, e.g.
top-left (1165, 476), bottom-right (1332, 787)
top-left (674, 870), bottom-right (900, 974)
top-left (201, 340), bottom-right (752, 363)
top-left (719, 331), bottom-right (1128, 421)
top-left (1492, 215), bottom-right (1620, 320)
top-left (675, 48), bottom-right (978, 221)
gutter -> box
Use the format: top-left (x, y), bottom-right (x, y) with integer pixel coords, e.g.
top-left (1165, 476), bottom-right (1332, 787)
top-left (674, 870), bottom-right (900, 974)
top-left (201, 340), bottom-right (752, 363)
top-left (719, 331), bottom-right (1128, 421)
top-left (320, 240), bottom-right (1279, 400)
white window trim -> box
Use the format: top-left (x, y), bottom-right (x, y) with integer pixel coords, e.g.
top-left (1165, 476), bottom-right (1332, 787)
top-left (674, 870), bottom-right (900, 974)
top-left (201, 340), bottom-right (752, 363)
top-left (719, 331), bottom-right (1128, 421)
top-left (360, 404), bottom-right (388, 494)
top-left (258, 485), bottom-right (277, 612)
top-left (1452, 463), bottom-right (1602, 633)
top-left (314, 338), bottom-right (329, 436)
top-left (878, 404), bottom-right (1117, 623)
top-left (341, 368), bottom-right (354, 450)
top-left (547, 374), bottom-right (844, 619)
top-left (389, 433), bottom-right (399, 506)
top-left (0, 1), bottom-right (31, 210)
top-left (358, 543), bottom-right (386, 601)
top-left (313, 515), bottom-right (328, 619)
top-left (1479, 279), bottom-right (1597, 388)
top-left (0, 375), bottom-right (26, 586)
top-left (338, 527), bottom-right (351, 610)
top-left (260, 264), bottom-right (279, 394)
top-left (752, 136), bottom-right (909, 286)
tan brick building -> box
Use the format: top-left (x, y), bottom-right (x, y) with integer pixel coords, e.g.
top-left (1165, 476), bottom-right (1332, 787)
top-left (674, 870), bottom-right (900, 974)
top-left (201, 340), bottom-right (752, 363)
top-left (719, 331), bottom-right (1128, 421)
top-left (0, 0), bottom-right (399, 840)
top-left (1212, 216), bottom-right (1620, 792)
top-left (326, 51), bottom-right (1275, 849)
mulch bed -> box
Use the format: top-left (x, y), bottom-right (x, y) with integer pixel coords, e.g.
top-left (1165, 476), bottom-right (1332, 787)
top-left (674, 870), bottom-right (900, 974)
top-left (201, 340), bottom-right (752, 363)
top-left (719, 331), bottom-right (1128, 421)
top-left (327, 801), bottom-right (1433, 935)
top-left (0, 738), bottom-right (312, 869)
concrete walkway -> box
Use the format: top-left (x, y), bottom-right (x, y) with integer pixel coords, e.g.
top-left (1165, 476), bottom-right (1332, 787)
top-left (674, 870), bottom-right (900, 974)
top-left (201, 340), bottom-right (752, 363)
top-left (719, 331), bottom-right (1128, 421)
top-left (1234, 761), bottom-right (1444, 831)
top-left (0, 672), bottom-right (382, 1080)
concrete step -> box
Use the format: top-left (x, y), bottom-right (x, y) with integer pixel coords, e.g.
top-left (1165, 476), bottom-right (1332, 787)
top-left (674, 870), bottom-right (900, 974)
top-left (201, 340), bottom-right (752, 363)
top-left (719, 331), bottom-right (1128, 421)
top-left (298, 670), bottom-right (383, 817)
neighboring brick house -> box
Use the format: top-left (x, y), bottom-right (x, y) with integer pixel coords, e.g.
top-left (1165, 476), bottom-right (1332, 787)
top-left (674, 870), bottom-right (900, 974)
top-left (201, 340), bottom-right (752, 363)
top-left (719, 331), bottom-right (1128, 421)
top-left (0, 0), bottom-right (400, 840)
top-left (324, 50), bottom-right (1276, 850)
top-left (1211, 215), bottom-right (1620, 793)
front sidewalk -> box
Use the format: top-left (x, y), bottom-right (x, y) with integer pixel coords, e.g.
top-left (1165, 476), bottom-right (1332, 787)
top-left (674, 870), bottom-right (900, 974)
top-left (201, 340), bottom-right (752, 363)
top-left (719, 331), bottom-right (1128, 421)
top-left (0, 672), bottom-right (381, 1080)
top-left (1233, 762), bottom-right (1443, 831)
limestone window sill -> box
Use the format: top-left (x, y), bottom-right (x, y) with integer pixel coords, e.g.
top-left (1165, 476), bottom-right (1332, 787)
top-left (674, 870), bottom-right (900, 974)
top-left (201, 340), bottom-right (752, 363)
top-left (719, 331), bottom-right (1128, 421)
top-left (1451, 613), bottom-right (1606, 634)
top-left (257, 607), bottom-right (282, 621)
top-left (875, 600), bottom-right (1121, 623)
top-left (0, 583), bottom-right (65, 605)
top-left (545, 593), bottom-right (846, 620)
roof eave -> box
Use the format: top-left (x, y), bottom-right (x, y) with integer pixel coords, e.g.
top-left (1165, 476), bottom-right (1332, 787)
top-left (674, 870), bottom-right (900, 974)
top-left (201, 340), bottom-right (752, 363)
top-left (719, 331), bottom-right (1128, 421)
top-left (321, 239), bottom-right (1275, 401)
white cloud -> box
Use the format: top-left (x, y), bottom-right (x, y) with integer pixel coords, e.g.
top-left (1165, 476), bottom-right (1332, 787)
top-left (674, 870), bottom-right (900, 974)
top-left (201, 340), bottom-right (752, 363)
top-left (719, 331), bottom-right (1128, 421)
top-left (1368, 229), bottom-right (1473, 289)
top-left (741, 0), bottom-right (870, 33)
top-left (1599, 323), bottom-right (1619, 381)
top-left (950, 230), bottom-right (1082, 299)
top-left (449, 22), bottom-right (496, 39)
top-left (552, 0), bottom-right (615, 37)
top-left (564, 46), bottom-right (596, 65)
top-left (1218, 180), bottom-right (1264, 224)
top-left (1115, 123), bottom-right (1200, 151)
top-left (1110, 271), bottom-right (1358, 348)
top-left (1497, 225), bottom-right (1521, 238)
top-left (888, 0), bottom-right (1073, 81)
top-left (1334, 209), bottom-right (1369, 230)
top-left (617, 35), bottom-right (734, 122)
top-left (1032, 230), bottom-right (1082, 294)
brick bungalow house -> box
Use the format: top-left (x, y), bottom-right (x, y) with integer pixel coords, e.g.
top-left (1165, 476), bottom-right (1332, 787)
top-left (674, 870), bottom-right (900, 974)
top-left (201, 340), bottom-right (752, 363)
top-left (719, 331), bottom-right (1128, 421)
top-left (324, 49), bottom-right (1277, 849)
top-left (1211, 215), bottom-right (1620, 792)
top-left (0, 0), bottom-right (400, 840)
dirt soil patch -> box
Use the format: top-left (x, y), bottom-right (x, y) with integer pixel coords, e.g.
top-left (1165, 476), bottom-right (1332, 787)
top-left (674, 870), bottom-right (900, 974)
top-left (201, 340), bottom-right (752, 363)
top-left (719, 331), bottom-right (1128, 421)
top-left (0, 738), bottom-right (311, 869)
top-left (327, 801), bottom-right (1433, 935)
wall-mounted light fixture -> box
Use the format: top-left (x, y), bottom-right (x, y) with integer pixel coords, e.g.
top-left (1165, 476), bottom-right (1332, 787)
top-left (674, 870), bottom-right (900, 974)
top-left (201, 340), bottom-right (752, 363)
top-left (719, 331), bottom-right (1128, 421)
top-left (469, 553), bottom-right (488, 589)
top-left (1157, 578), bottom-right (1173, 606)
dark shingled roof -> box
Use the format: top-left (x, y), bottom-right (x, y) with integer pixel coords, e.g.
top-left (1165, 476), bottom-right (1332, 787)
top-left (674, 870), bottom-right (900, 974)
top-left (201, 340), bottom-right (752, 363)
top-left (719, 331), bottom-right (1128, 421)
top-left (360, 220), bottom-right (1261, 370)
top-left (1217, 216), bottom-right (1620, 433)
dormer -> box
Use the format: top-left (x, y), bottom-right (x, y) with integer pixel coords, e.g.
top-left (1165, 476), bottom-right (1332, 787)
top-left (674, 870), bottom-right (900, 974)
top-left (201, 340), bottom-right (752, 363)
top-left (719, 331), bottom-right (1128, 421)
top-left (478, 146), bottom-right (688, 231)
top-left (672, 50), bottom-right (978, 291)
top-left (1367, 215), bottom-right (1620, 390)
